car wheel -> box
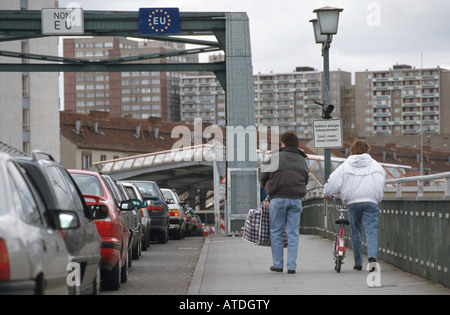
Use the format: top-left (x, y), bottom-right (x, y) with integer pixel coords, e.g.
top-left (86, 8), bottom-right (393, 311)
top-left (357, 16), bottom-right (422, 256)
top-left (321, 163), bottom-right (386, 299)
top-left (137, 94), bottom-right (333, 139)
top-left (132, 240), bottom-right (141, 260)
top-left (102, 254), bottom-right (121, 291)
top-left (141, 233), bottom-right (148, 251)
top-left (159, 227), bottom-right (168, 244)
top-left (121, 252), bottom-right (128, 283)
top-left (92, 267), bottom-right (101, 295)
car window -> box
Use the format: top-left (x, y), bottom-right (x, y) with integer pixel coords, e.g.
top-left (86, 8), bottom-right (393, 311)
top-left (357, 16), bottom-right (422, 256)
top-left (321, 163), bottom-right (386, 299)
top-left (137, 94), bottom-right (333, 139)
top-left (162, 190), bottom-right (173, 201)
top-left (72, 173), bottom-right (104, 198)
top-left (134, 182), bottom-right (158, 198)
top-left (124, 186), bottom-right (138, 199)
top-left (101, 176), bottom-right (123, 205)
top-left (58, 168), bottom-right (86, 215)
top-left (7, 162), bottom-right (44, 226)
top-left (46, 166), bottom-right (74, 211)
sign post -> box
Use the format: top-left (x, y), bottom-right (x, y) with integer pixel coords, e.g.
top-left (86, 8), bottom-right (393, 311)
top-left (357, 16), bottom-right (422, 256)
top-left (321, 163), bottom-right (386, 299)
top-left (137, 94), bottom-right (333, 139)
top-left (41, 8), bottom-right (84, 35)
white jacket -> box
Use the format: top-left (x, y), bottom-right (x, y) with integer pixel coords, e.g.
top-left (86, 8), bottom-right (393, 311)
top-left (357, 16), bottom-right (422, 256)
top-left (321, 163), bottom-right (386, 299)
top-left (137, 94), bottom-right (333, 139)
top-left (323, 154), bottom-right (386, 205)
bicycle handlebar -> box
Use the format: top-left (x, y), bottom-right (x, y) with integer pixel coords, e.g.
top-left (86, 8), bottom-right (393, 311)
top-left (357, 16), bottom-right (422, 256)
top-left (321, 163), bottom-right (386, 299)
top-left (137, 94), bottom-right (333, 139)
top-left (329, 196), bottom-right (348, 212)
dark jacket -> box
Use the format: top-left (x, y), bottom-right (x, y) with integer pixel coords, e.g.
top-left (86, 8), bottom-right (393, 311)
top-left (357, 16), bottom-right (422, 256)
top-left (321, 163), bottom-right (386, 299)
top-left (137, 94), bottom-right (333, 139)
top-left (260, 147), bottom-right (309, 200)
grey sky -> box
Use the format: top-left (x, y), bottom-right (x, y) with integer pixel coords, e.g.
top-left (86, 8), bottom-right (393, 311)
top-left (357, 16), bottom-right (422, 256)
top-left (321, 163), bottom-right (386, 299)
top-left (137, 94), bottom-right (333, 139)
top-left (58, 0), bottom-right (450, 75)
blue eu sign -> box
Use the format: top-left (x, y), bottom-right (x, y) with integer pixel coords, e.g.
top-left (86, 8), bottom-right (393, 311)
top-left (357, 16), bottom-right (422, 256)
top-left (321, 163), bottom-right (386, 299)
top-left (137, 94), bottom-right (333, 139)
top-left (139, 8), bottom-right (180, 34)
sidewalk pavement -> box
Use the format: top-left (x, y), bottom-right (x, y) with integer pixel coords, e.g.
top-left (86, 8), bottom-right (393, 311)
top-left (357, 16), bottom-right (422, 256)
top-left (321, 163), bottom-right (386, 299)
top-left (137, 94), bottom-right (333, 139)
top-left (188, 234), bottom-right (450, 295)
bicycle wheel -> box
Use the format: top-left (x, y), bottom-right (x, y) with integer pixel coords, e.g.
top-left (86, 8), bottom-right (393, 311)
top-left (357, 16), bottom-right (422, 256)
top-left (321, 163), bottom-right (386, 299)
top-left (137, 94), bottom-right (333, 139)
top-left (335, 255), bottom-right (343, 273)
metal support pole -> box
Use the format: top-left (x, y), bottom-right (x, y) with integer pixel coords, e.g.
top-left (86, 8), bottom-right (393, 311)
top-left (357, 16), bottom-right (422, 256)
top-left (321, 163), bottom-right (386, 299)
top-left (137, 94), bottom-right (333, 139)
top-left (322, 36), bottom-right (332, 182)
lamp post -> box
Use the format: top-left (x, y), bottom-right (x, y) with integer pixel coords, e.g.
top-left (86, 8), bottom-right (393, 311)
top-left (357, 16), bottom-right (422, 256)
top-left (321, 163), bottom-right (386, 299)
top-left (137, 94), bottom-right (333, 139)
top-left (310, 6), bottom-right (343, 183)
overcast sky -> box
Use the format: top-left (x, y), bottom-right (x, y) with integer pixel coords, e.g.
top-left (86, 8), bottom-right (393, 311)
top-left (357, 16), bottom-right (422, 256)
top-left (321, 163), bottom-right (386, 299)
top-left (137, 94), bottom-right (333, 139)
top-left (59, 0), bottom-right (450, 77)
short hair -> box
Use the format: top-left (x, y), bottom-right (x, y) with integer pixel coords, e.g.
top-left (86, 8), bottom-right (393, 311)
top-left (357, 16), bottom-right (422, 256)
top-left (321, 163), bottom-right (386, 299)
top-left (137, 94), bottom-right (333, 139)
top-left (281, 131), bottom-right (299, 148)
top-left (349, 139), bottom-right (370, 155)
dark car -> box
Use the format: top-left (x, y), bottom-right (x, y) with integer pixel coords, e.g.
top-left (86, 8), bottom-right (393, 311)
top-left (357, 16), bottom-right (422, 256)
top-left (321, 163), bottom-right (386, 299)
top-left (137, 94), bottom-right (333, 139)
top-left (119, 180), bottom-right (169, 244)
top-left (17, 151), bottom-right (102, 295)
top-left (120, 182), bottom-right (152, 252)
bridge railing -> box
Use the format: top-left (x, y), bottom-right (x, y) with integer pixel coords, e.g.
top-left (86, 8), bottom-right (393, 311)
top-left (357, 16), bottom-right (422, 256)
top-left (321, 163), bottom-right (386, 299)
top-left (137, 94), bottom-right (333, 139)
top-left (385, 172), bottom-right (450, 198)
top-left (302, 172), bottom-right (450, 289)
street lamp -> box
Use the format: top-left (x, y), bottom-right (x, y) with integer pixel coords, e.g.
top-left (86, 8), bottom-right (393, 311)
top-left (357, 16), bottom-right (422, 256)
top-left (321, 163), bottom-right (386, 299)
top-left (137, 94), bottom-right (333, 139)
top-left (310, 6), bottom-right (343, 183)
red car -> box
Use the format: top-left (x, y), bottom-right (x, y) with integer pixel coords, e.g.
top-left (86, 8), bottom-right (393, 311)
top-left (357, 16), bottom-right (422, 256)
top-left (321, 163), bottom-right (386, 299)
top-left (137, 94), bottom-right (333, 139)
top-left (69, 170), bottom-right (134, 291)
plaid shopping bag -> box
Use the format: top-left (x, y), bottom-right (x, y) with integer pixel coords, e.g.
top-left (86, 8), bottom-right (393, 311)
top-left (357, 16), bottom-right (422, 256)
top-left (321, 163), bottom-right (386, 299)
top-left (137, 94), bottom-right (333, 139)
top-left (242, 204), bottom-right (288, 247)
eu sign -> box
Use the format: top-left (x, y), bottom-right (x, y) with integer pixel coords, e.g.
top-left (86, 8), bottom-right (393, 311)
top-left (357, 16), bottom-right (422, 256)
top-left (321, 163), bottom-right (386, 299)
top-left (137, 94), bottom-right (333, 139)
top-left (139, 8), bottom-right (180, 34)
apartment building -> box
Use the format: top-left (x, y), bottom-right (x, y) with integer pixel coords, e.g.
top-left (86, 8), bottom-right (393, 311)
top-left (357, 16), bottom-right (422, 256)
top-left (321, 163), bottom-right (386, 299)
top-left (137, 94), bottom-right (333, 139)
top-left (354, 64), bottom-right (450, 138)
top-left (0, 0), bottom-right (60, 158)
top-left (64, 37), bottom-right (198, 121)
top-left (180, 67), bottom-right (352, 140)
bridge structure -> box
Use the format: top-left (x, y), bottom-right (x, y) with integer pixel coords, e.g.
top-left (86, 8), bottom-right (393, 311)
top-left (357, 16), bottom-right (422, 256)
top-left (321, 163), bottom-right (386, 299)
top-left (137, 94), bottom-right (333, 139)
top-left (92, 144), bottom-right (450, 289)
top-left (0, 8), bottom-right (259, 233)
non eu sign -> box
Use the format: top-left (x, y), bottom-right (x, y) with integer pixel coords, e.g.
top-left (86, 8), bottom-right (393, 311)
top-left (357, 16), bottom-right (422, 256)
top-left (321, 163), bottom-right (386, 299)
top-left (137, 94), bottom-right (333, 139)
top-left (139, 8), bottom-right (180, 34)
top-left (313, 119), bottom-right (343, 148)
top-left (41, 8), bottom-right (84, 35)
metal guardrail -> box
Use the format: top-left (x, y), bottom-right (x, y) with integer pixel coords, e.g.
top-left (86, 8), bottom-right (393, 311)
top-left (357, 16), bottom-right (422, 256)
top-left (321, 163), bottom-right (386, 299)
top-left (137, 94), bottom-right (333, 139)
top-left (385, 172), bottom-right (450, 197)
top-left (304, 172), bottom-right (450, 199)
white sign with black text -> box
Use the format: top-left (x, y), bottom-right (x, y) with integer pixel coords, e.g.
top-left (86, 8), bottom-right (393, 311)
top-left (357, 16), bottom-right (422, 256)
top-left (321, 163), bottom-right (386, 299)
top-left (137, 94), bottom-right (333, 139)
top-left (313, 119), bottom-right (343, 148)
top-left (41, 8), bottom-right (84, 35)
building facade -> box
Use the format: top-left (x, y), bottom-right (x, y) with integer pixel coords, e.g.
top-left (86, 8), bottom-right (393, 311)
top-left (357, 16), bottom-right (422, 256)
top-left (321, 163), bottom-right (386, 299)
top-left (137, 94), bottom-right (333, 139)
top-left (63, 37), bottom-right (198, 121)
top-left (180, 67), bottom-right (352, 140)
top-left (0, 0), bottom-right (60, 158)
top-left (354, 64), bottom-right (450, 138)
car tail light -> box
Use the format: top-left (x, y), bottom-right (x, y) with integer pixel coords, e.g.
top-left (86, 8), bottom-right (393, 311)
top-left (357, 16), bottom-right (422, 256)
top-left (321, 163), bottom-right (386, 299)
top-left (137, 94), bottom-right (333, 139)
top-left (95, 216), bottom-right (113, 230)
top-left (186, 216), bottom-right (190, 222)
top-left (0, 239), bottom-right (10, 281)
top-left (168, 209), bottom-right (179, 217)
top-left (148, 205), bottom-right (163, 213)
top-left (139, 209), bottom-right (144, 217)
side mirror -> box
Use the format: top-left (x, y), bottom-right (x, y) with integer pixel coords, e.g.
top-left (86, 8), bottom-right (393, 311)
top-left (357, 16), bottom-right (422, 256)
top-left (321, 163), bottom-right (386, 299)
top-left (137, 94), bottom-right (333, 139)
top-left (120, 200), bottom-right (135, 211)
top-left (89, 204), bottom-right (109, 220)
top-left (55, 210), bottom-right (80, 229)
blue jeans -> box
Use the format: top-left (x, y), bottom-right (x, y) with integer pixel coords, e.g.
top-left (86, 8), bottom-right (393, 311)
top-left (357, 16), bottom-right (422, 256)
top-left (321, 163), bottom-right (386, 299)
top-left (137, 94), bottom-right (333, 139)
top-left (269, 198), bottom-right (303, 271)
top-left (347, 202), bottom-right (379, 267)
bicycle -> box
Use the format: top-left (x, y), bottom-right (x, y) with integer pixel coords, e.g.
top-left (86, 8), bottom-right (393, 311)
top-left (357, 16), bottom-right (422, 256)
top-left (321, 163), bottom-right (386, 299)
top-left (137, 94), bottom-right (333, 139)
top-left (330, 196), bottom-right (349, 273)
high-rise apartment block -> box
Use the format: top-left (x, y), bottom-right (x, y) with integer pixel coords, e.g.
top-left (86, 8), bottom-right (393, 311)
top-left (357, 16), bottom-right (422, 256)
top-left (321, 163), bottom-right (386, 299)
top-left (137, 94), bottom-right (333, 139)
top-left (354, 65), bottom-right (450, 137)
top-left (0, 0), bottom-right (60, 158)
top-left (180, 67), bottom-right (352, 140)
top-left (64, 37), bottom-right (198, 121)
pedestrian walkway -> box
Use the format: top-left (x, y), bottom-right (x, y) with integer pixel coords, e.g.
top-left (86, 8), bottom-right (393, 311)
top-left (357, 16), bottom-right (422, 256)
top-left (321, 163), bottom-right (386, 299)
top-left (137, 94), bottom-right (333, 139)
top-left (189, 234), bottom-right (450, 295)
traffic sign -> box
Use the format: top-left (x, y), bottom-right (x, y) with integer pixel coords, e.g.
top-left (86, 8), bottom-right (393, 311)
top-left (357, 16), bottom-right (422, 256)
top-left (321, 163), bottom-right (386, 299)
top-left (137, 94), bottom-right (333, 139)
top-left (139, 8), bottom-right (180, 34)
top-left (313, 119), bottom-right (343, 148)
top-left (41, 8), bottom-right (84, 35)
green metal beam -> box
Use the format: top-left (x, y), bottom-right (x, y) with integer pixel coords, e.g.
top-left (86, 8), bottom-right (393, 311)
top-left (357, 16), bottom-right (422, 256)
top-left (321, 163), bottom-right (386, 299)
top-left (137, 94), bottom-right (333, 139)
top-left (0, 62), bottom-right (225, 73)
top-left (0, 10), bottom-right (226, 38)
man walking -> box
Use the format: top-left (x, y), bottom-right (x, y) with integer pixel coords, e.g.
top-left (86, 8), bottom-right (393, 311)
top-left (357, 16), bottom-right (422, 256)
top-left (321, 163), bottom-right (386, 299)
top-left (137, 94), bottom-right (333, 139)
top-left (260, 132), bottom-right (309, 274)
top-left (323, 139), bottom-right (386, 272)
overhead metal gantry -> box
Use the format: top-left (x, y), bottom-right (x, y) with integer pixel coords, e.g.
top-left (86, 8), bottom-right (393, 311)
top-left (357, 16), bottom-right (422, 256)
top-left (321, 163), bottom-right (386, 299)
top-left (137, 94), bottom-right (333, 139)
top-left (0, 9), bottom-right (258, 234)
top-left (0, 10), bottom-right (226, 86)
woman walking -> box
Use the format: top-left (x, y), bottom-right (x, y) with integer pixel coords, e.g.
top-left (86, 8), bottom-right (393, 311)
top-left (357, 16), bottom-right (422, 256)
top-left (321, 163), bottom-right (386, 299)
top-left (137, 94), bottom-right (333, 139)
top-left (323, 139), bottom-right (386, 271)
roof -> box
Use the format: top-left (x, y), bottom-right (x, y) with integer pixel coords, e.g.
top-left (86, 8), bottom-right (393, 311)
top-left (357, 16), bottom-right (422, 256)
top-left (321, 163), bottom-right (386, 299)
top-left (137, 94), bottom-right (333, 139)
top-left (61, 110), bottom-right (315, 156)
top-left (332, 140), bottom-right (450, 175)
top-left (60, 111), bottom-right (195, 154)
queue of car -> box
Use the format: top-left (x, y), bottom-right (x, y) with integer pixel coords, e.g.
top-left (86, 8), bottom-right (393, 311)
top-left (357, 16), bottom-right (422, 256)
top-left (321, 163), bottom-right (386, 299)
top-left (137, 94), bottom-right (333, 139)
top-left (0, 151), bottom-right (204, 295)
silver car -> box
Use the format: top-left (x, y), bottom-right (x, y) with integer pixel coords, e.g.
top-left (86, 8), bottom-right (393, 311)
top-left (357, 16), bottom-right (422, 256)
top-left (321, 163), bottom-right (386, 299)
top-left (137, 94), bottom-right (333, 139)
top-left (0, 152), bottom-right (72, 295)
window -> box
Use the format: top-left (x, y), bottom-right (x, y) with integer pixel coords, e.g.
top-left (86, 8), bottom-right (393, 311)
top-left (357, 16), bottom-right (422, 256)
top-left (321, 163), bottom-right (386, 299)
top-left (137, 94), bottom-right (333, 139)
top-left (46, 166), bottom-right (74, 211)
top-left (7, 162), bottom-right (44, 226)
top-left (71, 174), bottom-right (104, 198)
top-left (82, 153), bottom-right (92, 170)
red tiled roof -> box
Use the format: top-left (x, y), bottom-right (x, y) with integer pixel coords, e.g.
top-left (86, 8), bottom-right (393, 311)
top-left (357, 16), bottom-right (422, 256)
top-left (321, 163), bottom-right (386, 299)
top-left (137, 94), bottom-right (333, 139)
top-left (61, 111), bottom-right (193, 153)
top-left (61, 110), bottom-right (317, 157)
